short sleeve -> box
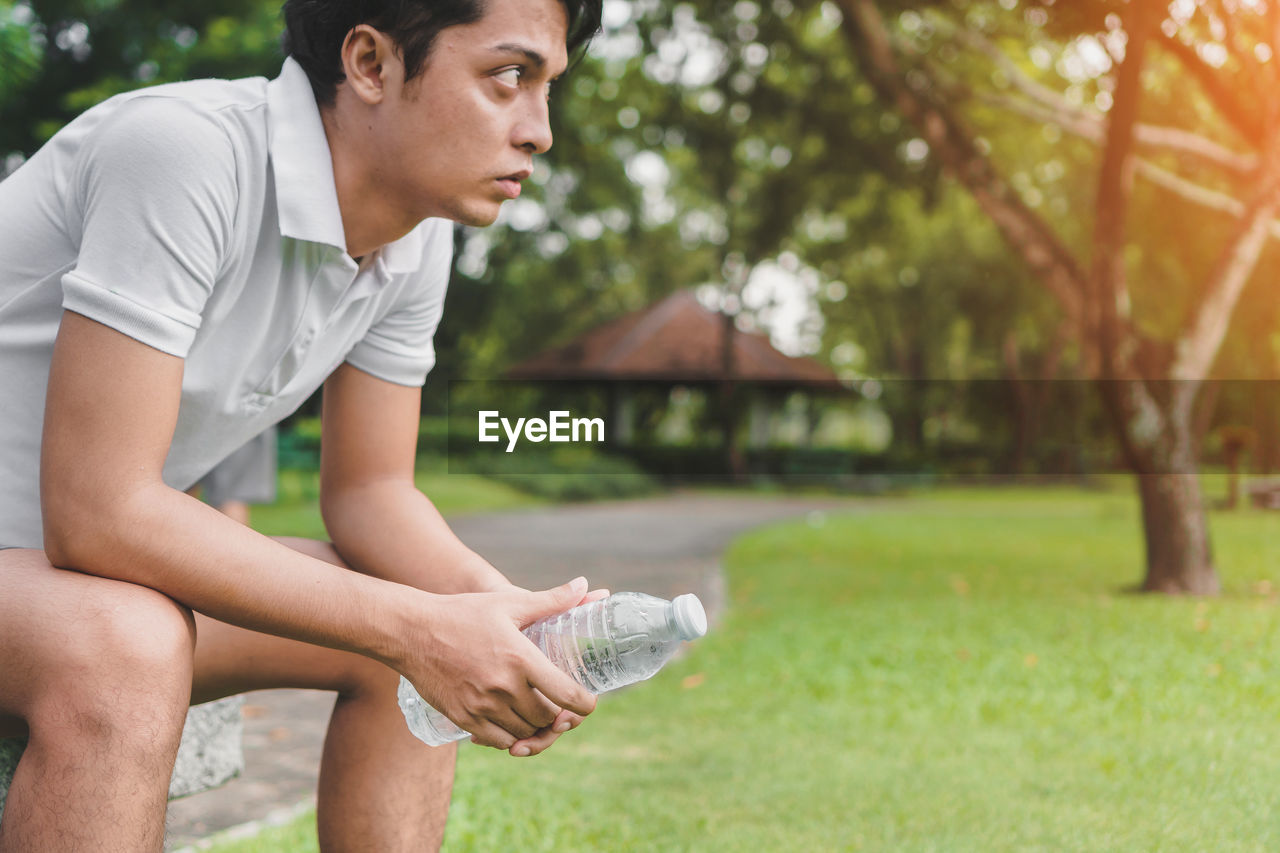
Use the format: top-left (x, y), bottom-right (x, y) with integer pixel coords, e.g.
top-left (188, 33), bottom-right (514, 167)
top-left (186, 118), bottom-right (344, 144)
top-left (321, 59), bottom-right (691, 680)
top-left (344, 223), bottom-right (452, 387)
top-left (60, 96), bottom-right (238, 357)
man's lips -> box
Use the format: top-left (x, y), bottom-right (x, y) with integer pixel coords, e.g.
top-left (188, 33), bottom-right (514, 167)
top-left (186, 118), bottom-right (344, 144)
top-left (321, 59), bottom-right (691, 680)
top-left (496, 168), bottom-right (533, 200)
top-left (496, 177), bottom-right (522, 199)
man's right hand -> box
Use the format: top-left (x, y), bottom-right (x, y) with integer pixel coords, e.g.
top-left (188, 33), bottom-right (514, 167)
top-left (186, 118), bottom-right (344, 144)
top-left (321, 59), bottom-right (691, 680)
top-left (400, 576), bottom-right (597, 751)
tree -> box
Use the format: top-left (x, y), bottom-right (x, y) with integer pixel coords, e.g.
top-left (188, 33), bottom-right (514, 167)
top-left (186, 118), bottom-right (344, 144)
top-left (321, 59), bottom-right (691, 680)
top-left (836, 0), bottom-right (1280, 593)
top-left (1, 1), bottom-right (283, 170)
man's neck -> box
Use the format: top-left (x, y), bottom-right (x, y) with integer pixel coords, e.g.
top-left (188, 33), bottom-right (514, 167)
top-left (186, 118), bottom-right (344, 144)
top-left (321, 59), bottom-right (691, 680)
top-left (319, 103), bottom-right (417, 259)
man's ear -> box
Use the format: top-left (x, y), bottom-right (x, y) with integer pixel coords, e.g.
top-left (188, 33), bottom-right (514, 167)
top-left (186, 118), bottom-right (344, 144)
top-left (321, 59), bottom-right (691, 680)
top-left (339, 24), bottom-right (400, 105)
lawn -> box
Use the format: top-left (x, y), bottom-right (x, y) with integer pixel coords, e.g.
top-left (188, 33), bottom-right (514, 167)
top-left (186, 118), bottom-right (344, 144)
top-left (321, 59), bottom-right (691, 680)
top-left (202, 482), bottom-right (1280, 851)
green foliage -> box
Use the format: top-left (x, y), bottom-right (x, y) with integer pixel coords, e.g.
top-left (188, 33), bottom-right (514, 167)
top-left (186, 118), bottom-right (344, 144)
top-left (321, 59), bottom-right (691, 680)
top-left (207, 486), bottom-right (1280, 851)
top-left (2, 1), bottom-right (283, 160)
top-left (0, 3), bottom-right (45, 115)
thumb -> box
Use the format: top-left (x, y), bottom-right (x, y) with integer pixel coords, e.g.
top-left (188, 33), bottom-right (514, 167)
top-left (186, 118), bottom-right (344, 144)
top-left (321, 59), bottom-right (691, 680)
top-left (514, 576), bottom-right (589, 627)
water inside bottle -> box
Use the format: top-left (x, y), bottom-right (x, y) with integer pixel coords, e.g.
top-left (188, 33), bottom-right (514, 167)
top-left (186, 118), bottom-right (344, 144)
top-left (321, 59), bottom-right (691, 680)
top-left (528, 600), bottom-right (677, 693)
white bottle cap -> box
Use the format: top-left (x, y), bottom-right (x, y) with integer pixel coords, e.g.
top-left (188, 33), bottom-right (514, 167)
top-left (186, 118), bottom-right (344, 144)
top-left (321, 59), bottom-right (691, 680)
top-left (672, 594), bottom-right (708, 640)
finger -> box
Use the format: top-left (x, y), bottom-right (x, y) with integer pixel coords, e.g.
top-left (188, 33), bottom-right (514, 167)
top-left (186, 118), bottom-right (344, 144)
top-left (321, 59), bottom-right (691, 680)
top-left (510, 710), bottom-right (584, 757)
top-left (510, 685), bottom-right (561, 732)
top-left (462, 696), bottom-right (540, 745)
top-left (526, 656), bottom-right (597, 717)
top-left (581, 588), bottom-right (610, 604)
top-left (486, 705), bottom-right (540, 741)
top-left (509, 727), bottom-right (558, 757)
top-left (466, 719), bottom-right (518, 751)
top-left (513, 577), bottom-right (589, 628)
top-left (551, 708), bottom-right (585, 733)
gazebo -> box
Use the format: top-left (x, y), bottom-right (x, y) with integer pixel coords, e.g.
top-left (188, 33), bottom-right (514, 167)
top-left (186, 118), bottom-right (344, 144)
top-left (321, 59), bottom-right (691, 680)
top-left (506, 289), bottom-right (846, 475)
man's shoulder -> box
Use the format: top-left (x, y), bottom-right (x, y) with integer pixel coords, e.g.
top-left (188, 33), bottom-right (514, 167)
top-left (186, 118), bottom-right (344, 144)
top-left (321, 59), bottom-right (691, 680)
top-left (109, 75), bottom-right (270, 118)
top-left (43, 75), bottom-right (277, 198)
top-left (66, 75), bottom-right (270, 161)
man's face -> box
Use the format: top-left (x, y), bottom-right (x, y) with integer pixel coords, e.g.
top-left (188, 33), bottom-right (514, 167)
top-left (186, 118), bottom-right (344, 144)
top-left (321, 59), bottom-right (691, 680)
top-left (375, 0), bottom-right (570, 227)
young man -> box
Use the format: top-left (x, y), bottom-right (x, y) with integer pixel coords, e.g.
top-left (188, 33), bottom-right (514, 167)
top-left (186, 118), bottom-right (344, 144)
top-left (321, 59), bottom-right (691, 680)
top-left (0, 0), bottom-right (603, 849)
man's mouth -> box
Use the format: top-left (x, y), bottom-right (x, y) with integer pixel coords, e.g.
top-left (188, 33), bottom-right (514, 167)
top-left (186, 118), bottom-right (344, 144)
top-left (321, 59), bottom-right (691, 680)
top-left (496, 169), bottom-right (533, 200)
top-left (496, 177), bottom-right (522, 199)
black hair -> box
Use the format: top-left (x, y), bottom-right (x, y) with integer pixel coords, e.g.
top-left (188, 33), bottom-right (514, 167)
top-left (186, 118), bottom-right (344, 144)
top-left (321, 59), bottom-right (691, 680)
top-left (281, 0), bottom-right (603, 107)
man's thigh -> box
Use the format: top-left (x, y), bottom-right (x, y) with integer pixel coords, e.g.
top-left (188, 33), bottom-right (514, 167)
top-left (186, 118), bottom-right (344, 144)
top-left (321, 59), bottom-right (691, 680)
top-left (190, 537), bottom-right (396, 705)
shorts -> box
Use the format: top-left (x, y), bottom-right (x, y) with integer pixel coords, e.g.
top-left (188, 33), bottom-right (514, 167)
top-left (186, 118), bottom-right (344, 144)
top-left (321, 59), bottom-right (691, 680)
top-left (194, 426), bottom-right (278, 506)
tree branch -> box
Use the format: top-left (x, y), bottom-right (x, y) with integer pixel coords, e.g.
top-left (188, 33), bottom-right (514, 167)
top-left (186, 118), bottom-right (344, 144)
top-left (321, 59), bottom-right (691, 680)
top-left (944, 22), bottom-right (1076, 120)
top-left (1133, 124), bottom-right (1256, 173)
top-left (955, 83), bottom-right (1280, 238)
top-left (1170, 159), bottom-right (1280, 385)
top-left (1157, 31), bottom-right (1265, 148)
top-left (1090, 2), bottom-right (1153, 379)
top-left (944, 24), bottom-right (1256, 174)
top-left (973, 87), bottom-right (1098, 133)
top-left (964, 85), bottom-right (1280, 238)
top-left (836, 0), bottom-right (1087, 331)
top-left (962, 81), bottom-right (1274, 236)
top-left (970, 87), bottom-right (1256, 174)
top-left (1209, 0), bottom-right (1272, 132)
top-left (1133, 158), bottom-right (1280, 240)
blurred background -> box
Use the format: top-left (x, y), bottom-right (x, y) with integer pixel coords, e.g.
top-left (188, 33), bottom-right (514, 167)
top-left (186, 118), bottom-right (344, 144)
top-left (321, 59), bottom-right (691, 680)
top-left (7, 0), bottom-right (1280, 591)
top-left (7, 2), bottom-right (1280, 849)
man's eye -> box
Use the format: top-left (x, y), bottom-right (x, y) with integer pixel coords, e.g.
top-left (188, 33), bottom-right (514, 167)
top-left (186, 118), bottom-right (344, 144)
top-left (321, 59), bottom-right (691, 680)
top-left (494, 68), bottom-right (522, 88)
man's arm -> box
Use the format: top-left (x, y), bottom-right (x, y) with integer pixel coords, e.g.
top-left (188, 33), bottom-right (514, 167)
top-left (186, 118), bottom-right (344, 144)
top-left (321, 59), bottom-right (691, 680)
top-left (318, 362), bottom-right (508, 595)
top-left (40, 311), bottom-right (595, 750)
top-left (317, 362), bottom-right (606, 753)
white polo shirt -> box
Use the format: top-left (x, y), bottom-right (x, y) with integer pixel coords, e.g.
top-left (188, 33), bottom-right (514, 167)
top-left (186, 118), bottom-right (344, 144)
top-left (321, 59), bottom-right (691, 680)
top-left (0, 58), bottom-right (453, 548)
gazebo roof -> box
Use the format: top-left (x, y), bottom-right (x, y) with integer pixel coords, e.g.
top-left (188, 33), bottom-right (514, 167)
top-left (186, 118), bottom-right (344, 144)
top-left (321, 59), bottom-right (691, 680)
top-left (506, 289), bottom-right (842, 386)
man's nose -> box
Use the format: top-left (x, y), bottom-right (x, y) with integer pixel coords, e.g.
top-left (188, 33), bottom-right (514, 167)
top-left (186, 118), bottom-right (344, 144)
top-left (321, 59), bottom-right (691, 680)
top-left (515, 97), bottom-right (553, 154)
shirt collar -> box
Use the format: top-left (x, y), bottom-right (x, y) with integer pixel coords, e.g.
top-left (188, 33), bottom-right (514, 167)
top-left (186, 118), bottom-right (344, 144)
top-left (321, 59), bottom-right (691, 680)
top-left (377, 223), bottom-right (426, 275)
top-left (267, 58), bottom-right (426, 274)
top-left (267, 58), bottom-right (347, 251)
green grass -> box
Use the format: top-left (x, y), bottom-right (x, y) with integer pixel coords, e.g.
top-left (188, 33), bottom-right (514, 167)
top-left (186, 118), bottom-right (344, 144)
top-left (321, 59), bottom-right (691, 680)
top-left (248, 465), bottom-right (544, 539)
top-left (202, 484), bottom-right (1280, 851)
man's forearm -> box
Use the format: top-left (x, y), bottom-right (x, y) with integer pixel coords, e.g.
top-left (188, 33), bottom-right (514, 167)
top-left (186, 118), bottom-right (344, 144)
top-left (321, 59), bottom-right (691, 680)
top-left (322, 478), bottom-right (509, 594)
top-left (47, 480), bottom-right (423, 667)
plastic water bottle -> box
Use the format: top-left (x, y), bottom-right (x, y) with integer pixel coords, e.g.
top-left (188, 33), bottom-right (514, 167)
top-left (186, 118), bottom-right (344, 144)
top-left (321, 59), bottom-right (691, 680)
top-left (398, 591), bottom-right (708, 747)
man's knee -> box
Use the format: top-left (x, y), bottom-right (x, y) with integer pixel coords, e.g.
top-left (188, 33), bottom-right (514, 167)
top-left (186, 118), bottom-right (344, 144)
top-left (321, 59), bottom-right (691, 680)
top-left (28, 579), bottom-right (194, 745)
top-left (69, 577), bottom-right (194, 674)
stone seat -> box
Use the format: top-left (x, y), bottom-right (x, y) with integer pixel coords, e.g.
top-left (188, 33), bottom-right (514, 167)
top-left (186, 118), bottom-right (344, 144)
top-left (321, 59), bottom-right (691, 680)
top-left (0, 696), bottom-right (244, 821)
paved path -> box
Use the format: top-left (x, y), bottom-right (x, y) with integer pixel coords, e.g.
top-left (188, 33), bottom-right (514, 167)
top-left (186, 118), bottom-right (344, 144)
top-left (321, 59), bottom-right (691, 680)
top-left (165, 491), bottom-right (853, 850)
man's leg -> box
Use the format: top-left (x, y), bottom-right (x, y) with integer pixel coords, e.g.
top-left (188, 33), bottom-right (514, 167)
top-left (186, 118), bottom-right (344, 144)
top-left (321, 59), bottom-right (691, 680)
top-left (0, 549), bottom-right (195, 853)
top-left (191, 538), bottom-right (456, 853)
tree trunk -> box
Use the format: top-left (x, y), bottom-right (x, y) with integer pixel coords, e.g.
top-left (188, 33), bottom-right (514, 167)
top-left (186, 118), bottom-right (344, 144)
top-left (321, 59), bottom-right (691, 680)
top-left (718, 311), bottom-right (747, 480)
top-left (1002, 332), bottom-right (1034, 474)
top-left (1254, 384), bottom-right (1279, 475)
top-left (1100, 379), bottom-right (1218, 593)
top-left (1135, 472), bottom-right (1217, 594)
top-left (1225, 448), bottom-right (1241, 510)
top-left (1002, 325), bottom-right (1068, 474)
